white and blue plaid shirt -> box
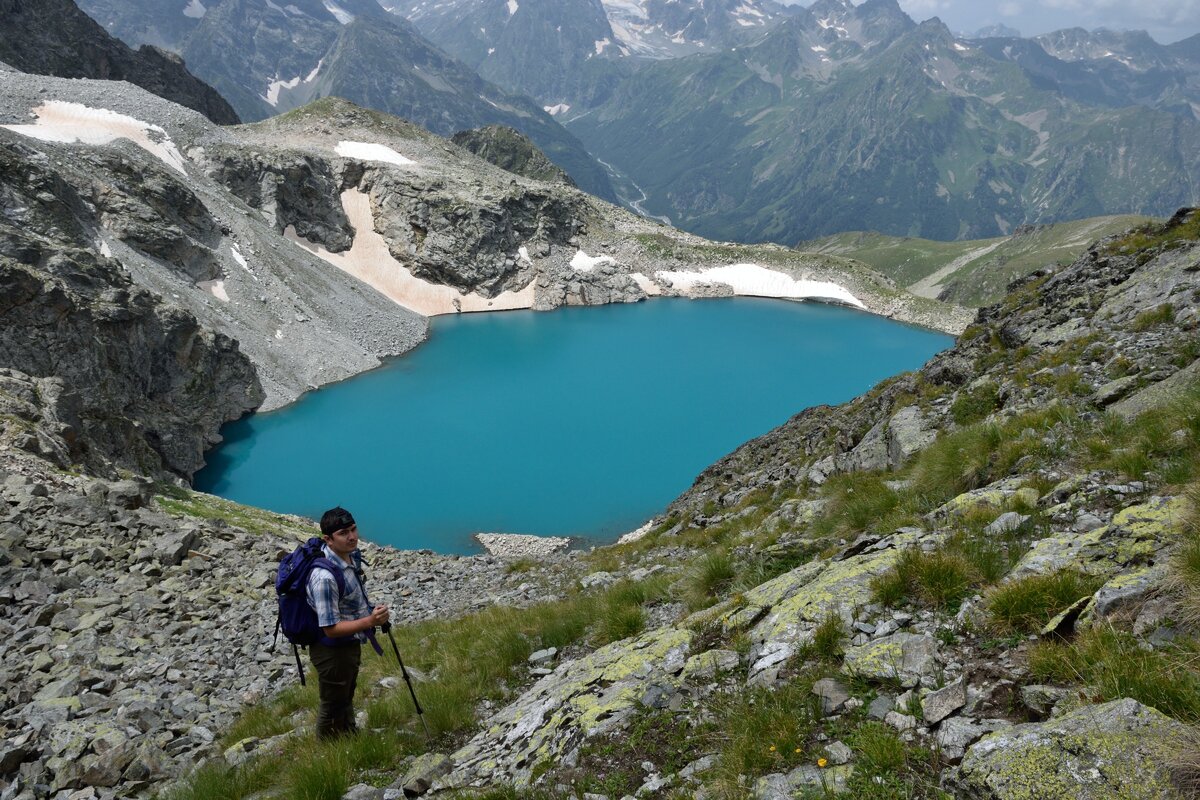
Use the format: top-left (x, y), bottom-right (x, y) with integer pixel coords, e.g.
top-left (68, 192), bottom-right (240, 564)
top-left (305, 544), bottom-right (373, 642)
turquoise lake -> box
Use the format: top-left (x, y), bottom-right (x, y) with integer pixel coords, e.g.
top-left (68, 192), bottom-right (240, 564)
top-left (195, 298), bottom-right (952, 553)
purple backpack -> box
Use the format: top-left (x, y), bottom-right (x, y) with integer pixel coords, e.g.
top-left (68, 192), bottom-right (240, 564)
top-left (274, 537), bottom-right (347, 684)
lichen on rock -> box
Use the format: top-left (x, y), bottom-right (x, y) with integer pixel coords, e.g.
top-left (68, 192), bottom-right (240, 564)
top-left (948, 698), bottom-right (1187, 799)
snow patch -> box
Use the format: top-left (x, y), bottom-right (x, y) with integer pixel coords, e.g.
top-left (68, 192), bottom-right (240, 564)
top-left (570, 250), bottom-right (615, 272)
top-left (655, 264), bottom-right (865, 307)
top-left (506, 0), bottom-right (518, 15)
top-left (953, 42), bottom-right (968, 51)
top-left (335, 140), bottom-right (416, 167)
top-left (594, 38), bottom-right (612, 55)
top-left (263, 60), bottom-right (322, 107)
top-left (197, 279), bottom-right (229, 302)
top-left (291, 189), bottom-right (535, 316)
top-left (1, 101), bottom-right (186, 175)
top-left (543, 103), bottom-right (571, 116)
top-left (182, 0), bottom-right (207, 18)
top-left (322, 0), bottom-right (353, 23)
top-left (99, 240), bottom-right (112, 258)
top-left (811, 45), bottom-right (827, 52)
top-left (264, 75), bottom-right (301, 107)
top-left (230, 244), bottom-right (258, 282)
top-left (518, 246), bottom-right (532, 263)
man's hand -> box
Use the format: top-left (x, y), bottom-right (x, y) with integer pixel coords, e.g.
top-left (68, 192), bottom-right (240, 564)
top-left (368, 604), bottom-right (390, 629)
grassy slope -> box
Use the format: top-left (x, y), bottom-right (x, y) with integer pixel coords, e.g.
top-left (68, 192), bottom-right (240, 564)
top-left (799, 214), bottom-right (1152, 306)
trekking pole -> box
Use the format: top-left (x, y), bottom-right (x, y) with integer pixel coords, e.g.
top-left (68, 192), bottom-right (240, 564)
top-left (382, 623), bottom-right (431, 741)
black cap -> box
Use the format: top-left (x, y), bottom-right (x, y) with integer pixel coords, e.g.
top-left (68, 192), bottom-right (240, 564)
top-left (320, 507), bottom-right (355, 536)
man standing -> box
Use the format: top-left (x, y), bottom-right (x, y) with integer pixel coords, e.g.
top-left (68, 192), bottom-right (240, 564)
top-left (306, 506), bottom-right (389, 739)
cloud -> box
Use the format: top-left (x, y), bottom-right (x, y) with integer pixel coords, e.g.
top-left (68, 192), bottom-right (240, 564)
top-left (999, 2), bottom-right (1021, 17)
top-left (1042, 0), bottom-right (1200, 26)
top-left (897, 0), bottom-right (953, 15)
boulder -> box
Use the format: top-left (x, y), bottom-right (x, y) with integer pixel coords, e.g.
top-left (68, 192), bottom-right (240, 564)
top-left (886, 405), bottom-right (936, 467)
top-left (922, 677), bottom-right (967, 724)
top-left (1010, 497), bottom-right (1184, 579)
top-left (682, 649), bottom-right (739, 681)
top-left (935, 717), bottom-right (1008, 763)
top-left (1018, 685), bottom-right (1073, 718)
top-left (812, 678), bottom-right (851, 716)
top-left (843, 633), bottom-right (940, 688)
top-left (948, 699), bottom-right (1186, 799)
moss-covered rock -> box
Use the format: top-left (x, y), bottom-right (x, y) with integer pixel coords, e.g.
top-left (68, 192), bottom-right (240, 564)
top-left (931, 477), bottom-right (1029, 518)
top-left (948, 698), bottom-right (1187, 799)
top-left (439, 626), bottom-right (693, 790)
top-left (842, 632), bottom-right (941, 688)
top-left (1011, 496), bottom-right (1184, 579)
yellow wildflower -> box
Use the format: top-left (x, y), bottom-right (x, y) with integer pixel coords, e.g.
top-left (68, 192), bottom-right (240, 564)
top-left (817, 757), bottom-right (828, 768)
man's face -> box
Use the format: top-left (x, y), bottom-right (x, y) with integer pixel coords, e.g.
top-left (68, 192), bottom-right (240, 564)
top-left (325, 523), bottom-right (358, 558)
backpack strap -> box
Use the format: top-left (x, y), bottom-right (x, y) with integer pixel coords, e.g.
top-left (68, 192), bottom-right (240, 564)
top-left (310, 555), bottom-right (382, 654)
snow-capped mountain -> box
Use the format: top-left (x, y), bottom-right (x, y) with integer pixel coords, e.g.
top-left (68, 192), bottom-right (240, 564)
top-left (387, 0), bottom-right (794, 107)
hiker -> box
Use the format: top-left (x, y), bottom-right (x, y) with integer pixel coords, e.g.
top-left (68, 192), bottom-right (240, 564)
top-left (306, 506), bottom-right (390, 739)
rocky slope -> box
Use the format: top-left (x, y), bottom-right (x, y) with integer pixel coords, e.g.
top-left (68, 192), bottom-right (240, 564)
top-left (0, 457), bottom-right (584, 797)
top-left (0, 0), bottom-right (238, 125)
top-left (0, 136), bottom-right (261, 480)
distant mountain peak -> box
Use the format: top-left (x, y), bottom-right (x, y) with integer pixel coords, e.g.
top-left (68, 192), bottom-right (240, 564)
top-left (970, 23), bottom-right (1021, 39)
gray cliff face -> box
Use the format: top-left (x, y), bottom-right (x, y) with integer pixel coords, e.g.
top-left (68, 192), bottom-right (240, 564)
top-left (0, 139), bottom-right (263, 480)
top-left (450, 125), bottom-right (576, 188)
top-left (204, 149), bottom-right (358, 253)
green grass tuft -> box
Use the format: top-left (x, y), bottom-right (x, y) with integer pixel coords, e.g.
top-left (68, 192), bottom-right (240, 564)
top-left (1028, 626), bottom-right (1200, 723)
top-left (710, 675), bottom-right (821, 797)
top-left (986, 570), bottom-right (1104, 633)
top-left (872, 548), bottom-right (978, 612)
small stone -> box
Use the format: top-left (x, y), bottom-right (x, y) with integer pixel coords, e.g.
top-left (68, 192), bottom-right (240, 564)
top-left (343, 784), bottom-right (384, 800)
top-left (812, 678), bottom-right (851, 715)
top-left (824, 740), bottom-right (852, 765)
top-left (985, 512), bottom-right (1028, 535)
top-left (885, 711), bottom-right (917, 731)
top-left (682, 649), bottom-right (739, 681)
top-left (867, 694), bottom-right (894, 720)
top-left (922, 677), bottom-right (967, 725)
top-left (1019, 684), bottom-right (1072, 718)
top-left (399, 752), bottom-right (452, 797)
top-left (528, 647), bottom-right (557, 665)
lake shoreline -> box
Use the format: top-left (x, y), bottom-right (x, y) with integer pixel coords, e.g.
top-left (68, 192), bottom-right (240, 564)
top-left (196, 299), bottom-right (953, 554)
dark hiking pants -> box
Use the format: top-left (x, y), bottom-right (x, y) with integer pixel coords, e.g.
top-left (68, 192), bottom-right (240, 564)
top-left (310, 642), bottom-right (361, 739)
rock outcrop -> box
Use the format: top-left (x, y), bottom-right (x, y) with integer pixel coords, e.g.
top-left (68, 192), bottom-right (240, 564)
top-left (948, 699), bottom-right (1187, 799)
top-left (451, 125), bottom-right (576, 188)
top-left (0, 138), bottom-right (261, 480)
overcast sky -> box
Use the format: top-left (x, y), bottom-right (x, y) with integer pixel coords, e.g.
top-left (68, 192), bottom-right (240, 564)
top-left (797, 0), bottom-right (1200, 44)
